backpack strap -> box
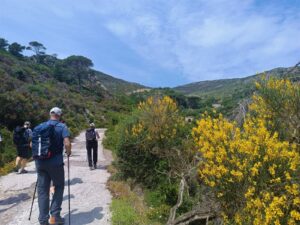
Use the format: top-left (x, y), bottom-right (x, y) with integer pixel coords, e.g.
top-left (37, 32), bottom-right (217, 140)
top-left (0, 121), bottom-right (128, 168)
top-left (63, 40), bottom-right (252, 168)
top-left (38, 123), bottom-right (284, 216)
top-left (47, 120), bottom-right (60, 128)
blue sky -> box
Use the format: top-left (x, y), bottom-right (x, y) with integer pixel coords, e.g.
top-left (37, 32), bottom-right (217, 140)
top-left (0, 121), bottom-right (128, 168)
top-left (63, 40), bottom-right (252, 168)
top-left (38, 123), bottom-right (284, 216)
top-left (1, 0), bottom-right (300, 87)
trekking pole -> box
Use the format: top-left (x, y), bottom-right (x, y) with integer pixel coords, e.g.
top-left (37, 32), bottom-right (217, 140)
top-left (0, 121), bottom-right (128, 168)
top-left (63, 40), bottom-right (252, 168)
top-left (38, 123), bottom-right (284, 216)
top-left (67, 155), bottom-right (71, 225)
top-left (28, 180), bottom-right (38, 220)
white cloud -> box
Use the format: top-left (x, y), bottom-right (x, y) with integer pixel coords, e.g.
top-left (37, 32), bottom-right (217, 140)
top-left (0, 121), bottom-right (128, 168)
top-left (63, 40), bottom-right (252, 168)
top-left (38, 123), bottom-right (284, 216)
top-left (97, 0), bottom-right (300, 82)
top-left (1, 0), bottom-right (299, 83)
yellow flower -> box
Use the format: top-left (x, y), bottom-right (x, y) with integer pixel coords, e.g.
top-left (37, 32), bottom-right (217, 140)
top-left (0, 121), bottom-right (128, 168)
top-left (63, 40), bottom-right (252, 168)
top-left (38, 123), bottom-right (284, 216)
top-left (291, 210), bottom-right (300, 220)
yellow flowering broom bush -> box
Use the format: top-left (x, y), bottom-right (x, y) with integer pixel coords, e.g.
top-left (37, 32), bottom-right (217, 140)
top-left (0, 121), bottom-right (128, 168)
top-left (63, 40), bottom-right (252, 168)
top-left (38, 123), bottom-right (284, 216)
top-left (193, 78), bottom-right (300, 225)
top-left (114, 96), bottom-right (192, 187)
top-left (250, 78), bottom-right (300, 144)
top-left (132, 96), bottom-right (184, 146)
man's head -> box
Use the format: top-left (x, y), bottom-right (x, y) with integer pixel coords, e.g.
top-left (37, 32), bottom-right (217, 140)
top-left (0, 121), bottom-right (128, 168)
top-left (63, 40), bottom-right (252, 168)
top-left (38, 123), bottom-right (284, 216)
top-left (24, 121), bottom-right (31, 128)
top-left (50, 107), bottom-right (62, 120)
top-left (90, 123), bottom-right (95, 128)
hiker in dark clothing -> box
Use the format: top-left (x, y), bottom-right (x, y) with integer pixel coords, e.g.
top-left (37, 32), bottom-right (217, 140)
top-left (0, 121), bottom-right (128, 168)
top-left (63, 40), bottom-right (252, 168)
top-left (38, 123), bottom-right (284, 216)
top-left (14, 121), bottom-right (32, 174)
top-left (33, 107), bottom-right (72, 225)
top-left (86, 123), bottom-right (100, 170)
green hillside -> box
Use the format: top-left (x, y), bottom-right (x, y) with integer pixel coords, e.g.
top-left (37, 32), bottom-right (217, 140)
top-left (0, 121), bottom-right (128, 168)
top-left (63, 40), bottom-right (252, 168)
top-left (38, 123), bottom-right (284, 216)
top-left (0, 44), bottom-right (144, 129)
top-left (173, 67), bottom-right (300, 117)
top-left (0, 38), bottom-right (144, 167)
top-left (94, 70), bottom-right (146, 95)
top-left (174, 67), bottom-right (300, 97)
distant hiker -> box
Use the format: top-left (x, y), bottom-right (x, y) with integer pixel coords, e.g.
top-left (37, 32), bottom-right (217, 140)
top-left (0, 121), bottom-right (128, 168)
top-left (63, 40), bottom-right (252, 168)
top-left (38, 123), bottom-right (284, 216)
top-left (86, 123), bottom-right (100, 170)
top-left (13, 121), bottom-right (32, 174)
top-left (32, 107), bottom-right (72, 225)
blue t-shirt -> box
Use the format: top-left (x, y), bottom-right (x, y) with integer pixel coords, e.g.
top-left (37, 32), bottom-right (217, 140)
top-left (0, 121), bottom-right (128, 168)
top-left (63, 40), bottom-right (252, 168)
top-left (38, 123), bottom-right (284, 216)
top-left (36, 120), bottom-right (70, 166)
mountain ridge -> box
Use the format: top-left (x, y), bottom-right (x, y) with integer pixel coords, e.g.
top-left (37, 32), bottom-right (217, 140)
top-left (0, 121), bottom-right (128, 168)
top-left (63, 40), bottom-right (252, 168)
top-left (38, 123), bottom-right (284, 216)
top-left (173, 67), bottom-right (300, 97)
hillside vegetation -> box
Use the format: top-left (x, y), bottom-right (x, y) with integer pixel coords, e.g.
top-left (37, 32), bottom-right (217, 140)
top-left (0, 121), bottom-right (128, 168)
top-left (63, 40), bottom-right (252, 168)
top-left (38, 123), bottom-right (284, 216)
top-left (0, 37), bottom-right (143, 167)
top-left (1, 36), bottom-right (300, 225)
top-left (105, 76), bottom-right (300, 225)
top-left (174, 67), bottom-right (300, 118)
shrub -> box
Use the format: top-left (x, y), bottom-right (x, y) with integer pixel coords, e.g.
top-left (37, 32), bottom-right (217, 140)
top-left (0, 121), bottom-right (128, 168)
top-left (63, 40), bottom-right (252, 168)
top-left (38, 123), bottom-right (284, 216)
top-left (111, 199), bottom-right (140, 225)
top-left (251, 78), bottom-right (300, 144)
top-left (193, 78), bottom-right (300, 225)
top-left (109, 180), bottom-right (151, 225)
top-left (0, 127), bottom-right (15, 167)
top-left (111, 96), bottom-right (192, 187)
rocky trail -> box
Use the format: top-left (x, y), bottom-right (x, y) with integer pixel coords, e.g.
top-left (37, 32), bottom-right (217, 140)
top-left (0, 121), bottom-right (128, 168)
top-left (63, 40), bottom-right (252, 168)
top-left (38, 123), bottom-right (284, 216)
top-left (0, 129), bottom-right (112, 225)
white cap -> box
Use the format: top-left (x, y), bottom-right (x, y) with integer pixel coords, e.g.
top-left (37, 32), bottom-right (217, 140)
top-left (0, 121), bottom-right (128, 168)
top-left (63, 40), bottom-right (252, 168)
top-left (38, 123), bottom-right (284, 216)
top-left (50, 107), bottom-right (62, 116)
top-left (90, 123), bottom-right (95, 127)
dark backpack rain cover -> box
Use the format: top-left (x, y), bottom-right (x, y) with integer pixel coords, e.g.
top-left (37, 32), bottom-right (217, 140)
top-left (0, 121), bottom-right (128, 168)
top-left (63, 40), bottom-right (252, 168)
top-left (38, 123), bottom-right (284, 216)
top-left (31, 122), bottom-right (59, 159)
top-left (13, 126), bottom-right (28, 146)
top-left (86, 129), bottom-right (96, 141)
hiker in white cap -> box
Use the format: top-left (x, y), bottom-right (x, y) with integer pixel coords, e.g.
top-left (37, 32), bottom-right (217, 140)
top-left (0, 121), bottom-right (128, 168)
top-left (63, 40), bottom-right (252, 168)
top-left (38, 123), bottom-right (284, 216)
top-left (85, 123), bottom-right (100, 170)
top-left (31, 107), bottom-right (72, 225)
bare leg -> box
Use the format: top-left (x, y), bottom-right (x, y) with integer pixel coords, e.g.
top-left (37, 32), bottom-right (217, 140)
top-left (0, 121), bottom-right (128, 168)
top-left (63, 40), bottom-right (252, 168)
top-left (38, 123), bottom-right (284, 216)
top-left (15, 156), bottom-right (21, 168)
top-left (20, 158), bottom-right (28, 171)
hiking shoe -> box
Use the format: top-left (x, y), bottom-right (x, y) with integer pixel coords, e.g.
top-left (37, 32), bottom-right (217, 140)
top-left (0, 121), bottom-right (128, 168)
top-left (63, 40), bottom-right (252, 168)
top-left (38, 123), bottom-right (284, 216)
top-left (49, 215), bottom-right (65, 224)
top-left (93, 164), bottom-right (97, 169)
top-left (13, 167), bottom-right (19, 172)
top-left (89, 166), bottom-right (93, 171)
top-left (18, 169), bottom-right (28, 174)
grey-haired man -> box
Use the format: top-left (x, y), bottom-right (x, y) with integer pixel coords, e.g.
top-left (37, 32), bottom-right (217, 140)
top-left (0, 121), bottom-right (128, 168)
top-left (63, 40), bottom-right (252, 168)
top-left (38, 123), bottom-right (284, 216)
top-left (34, 107), bottom-right (72, 225)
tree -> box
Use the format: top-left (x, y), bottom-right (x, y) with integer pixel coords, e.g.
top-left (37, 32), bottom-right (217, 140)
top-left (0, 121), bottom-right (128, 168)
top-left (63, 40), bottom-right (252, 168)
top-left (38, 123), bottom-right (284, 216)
top-left (43, 54), bottom-right (58, 67)
top-left (27, 41), bottom-right (46, 55)
top-left (8, 42), bottom-right (25, 57)
top-left (63, 55), bottom-right (93, 90)
top-left (0, 38), bottom-right (9, 50)
top-left (26, 41), bottom-right (46, 63)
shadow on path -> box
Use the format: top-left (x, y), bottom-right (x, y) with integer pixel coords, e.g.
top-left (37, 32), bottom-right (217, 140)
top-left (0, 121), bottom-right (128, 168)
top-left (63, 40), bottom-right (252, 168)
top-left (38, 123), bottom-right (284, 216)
top-left (0, 193), bottom-right (31, 214)
top-left (0, 193), bottom-right (30, 206)
top-left (63, 194), bottom-right (75, 201)
top-left (16, 170), bottom-right (36, 174)
top-left (65, 178), bottom-right (83, 186)
top-left (66, 207), bottom-right (104, 225)
top-left (96, 165), bottom-right (109, 170)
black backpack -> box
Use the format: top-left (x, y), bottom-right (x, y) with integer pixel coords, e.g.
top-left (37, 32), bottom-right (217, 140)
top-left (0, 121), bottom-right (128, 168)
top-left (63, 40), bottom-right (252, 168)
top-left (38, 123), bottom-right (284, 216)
top-left (31, 121), bottom-right (59, 159)
top-left (13, 126), bottom-right (27, 146)
top-left (86, 129), bottom-right (96, 141)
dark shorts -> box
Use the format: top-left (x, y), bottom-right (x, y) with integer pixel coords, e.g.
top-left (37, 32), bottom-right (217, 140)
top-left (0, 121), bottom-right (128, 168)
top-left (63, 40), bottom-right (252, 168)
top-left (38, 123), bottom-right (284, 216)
top-left (17, 146), bottom-right (31, 159)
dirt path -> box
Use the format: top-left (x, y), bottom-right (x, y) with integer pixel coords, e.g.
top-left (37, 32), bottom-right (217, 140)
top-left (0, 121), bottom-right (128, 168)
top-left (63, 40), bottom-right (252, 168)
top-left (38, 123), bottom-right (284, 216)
top-left (0, 129), bottom-right (112, 225)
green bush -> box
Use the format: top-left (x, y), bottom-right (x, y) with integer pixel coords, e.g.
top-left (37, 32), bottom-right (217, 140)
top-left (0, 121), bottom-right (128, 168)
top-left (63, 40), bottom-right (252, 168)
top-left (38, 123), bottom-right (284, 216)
top-left (111, 199), bottom-right (140, 225)
top-left (105, 96), bottom-right (199, 224)
top-left (0, 127), bottom-right (15, 167)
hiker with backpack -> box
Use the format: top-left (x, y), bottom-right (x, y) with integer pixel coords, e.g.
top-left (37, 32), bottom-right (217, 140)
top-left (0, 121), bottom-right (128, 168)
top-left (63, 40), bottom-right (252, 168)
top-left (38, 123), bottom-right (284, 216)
top-left (13, 121), bottom-right (32, 174)
top-left (85, 123), bottom-right (100, 170)
top-left (32, 107), bottom-right (72, 225)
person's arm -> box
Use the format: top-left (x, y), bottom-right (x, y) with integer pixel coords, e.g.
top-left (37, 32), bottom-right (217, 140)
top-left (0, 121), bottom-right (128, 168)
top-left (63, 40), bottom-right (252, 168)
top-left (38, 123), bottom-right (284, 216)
top-left (96, 131), bottom-right (100, 140)
top-left (64, 137), bottom-right (72, 156)
top-left (62, 125), bottom-right (72, 156)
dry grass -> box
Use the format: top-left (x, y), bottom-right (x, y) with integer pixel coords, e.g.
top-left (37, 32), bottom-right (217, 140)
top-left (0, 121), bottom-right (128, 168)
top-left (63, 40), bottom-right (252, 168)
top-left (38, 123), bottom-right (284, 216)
top-left (0, 161), bottom-right (15, 176)
top-left (107, 161), bottom-right (162, 225)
